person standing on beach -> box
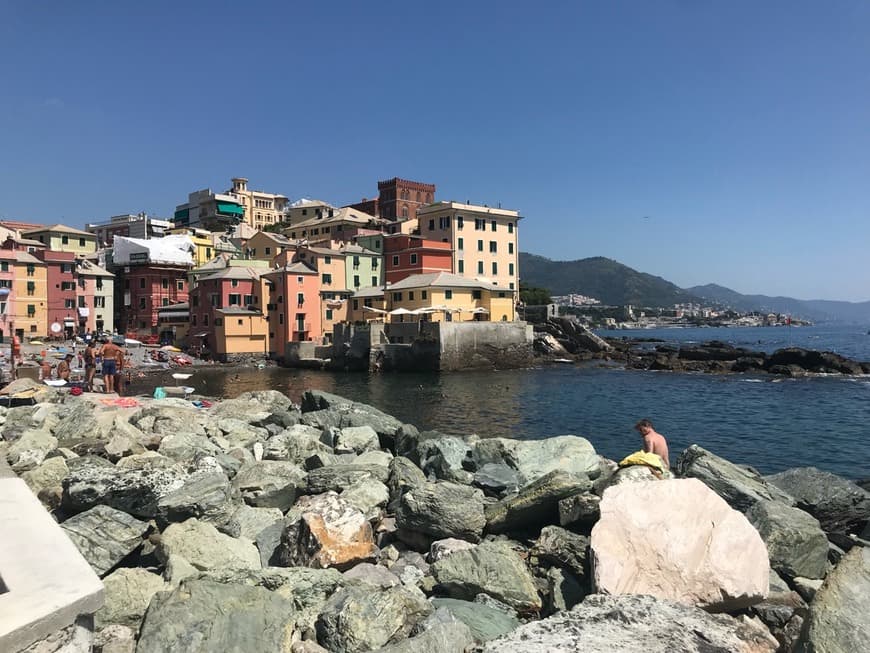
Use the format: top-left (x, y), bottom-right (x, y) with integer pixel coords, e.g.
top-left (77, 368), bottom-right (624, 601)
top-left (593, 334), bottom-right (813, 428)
top-left (83, 341), bottom-right (97, 391)
top-left (99, 337), bottom-right (123, 394)
top-left (635, 418), bottom-right (670, 468)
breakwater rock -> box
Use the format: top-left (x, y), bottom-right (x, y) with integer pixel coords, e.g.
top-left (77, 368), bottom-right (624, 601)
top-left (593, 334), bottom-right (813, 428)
top-left (3, 389), bottom-right (869, 652)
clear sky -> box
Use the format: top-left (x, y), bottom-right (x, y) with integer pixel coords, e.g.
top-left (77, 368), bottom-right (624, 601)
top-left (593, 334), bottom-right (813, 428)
top-left (1, 1), bottom-right (868, 301)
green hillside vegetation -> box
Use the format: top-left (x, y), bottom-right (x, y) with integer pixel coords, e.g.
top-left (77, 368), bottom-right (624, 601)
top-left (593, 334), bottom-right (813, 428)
top-left (519, 253), bottom-right (701, 308)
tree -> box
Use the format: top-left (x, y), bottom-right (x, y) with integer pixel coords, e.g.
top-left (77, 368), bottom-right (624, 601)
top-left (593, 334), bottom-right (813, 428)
top-left (519, 284), bottom-right (551, 306)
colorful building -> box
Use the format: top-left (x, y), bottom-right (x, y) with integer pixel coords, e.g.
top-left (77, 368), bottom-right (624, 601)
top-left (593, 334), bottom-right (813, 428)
top-left (10, 251), bottom-right (48, 339)
top-left (86, 213), bottom-right (173, 246)
top-left (416, 201), bottom-right (521, 292)
top-left (76, 259), bottom-right (114, 334)
top-left (244, 231), bottom-right (293, 262)
top-left (175, 177), bottom-right (288, 231)
top-left (263, 261), bottom-right (321, 351)
top-left (21, 224), bottom-right (98, 256)
top-left (347, 177), bottom-right (436, 222)
top-left (33, 250), bottom-right (78, 338)
top-left (381, 233), bottom-right (452, 284)
top-left (284, 207), bottom-right (387, 245)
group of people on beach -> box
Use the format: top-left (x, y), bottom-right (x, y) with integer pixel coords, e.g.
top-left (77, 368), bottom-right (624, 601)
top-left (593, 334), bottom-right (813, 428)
top-left (40, 337), bottom-right (129, 394)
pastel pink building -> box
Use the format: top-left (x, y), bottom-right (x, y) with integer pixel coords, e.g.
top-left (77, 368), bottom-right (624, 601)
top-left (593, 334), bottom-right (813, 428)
top-left (263, 261), bottom-right (322, 351)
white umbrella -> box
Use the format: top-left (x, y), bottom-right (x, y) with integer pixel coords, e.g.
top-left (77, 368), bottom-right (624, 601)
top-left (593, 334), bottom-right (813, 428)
top-left (389, 308), bottom-right (413, 315)
top-left (362, 306), bottom-right (388, 314)
top-left (124, 338), bottom-right (142, 346)
top-left (471, 307), bottom-right (490, 314)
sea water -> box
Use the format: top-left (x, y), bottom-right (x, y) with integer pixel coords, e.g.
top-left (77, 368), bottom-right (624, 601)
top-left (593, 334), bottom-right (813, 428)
top-left (132, 324), bottom-right (870, 479)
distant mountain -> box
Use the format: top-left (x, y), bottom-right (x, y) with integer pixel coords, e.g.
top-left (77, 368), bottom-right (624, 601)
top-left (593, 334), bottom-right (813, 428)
top-left (687, 284), bottom-right (870, 324)
top-left (519, 253), bottom-right (702, 307)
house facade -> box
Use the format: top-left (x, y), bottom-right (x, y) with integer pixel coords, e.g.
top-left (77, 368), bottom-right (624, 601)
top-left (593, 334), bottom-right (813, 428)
top-left (381, 234), bottom-right (452, 284)
top-left (33, 250), bottom-right (78, 338)
top-left (76, 259), bottom-right (114, 334)
top-left (21, 224), bottom-right (98, 256)
top-left (263, 261), bottom-right (322, 352)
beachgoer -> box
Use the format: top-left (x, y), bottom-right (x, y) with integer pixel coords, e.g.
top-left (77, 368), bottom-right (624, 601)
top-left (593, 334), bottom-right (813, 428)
top-left (634, 418), bottom-right (670, 468)
top-left (99, 338), bottom-right (123, 394)
top-left (40, 358), bottom-right (53, 381)
top-left (83, 342), bottom-right (97, 391)
top-left (56, 354), bottom-right (74, 381)
top-left (11, 335), bottom-right (22, 364)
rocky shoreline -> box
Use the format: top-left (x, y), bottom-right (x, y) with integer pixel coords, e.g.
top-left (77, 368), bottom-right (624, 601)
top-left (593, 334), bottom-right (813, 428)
top-left (535, 316), bottom-right (870, 376)
top-left (2, 384), bottom-right (869, 652)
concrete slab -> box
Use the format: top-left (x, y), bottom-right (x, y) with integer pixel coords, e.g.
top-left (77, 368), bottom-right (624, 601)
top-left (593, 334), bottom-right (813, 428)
top-left (0, 459), bottom-right (104, 652)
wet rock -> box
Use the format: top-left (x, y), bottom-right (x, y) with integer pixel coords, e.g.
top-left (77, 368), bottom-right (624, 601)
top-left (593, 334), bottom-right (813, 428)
top-left (481, 593), bottom-right (778, 653)
top-left (136, 579), bottom-right (296, 653)
top-left (803, 547), bottom-right (870, 653)
top-left (485, 470), bottom-right (591, 534)
top-left (675, 444), bottom-right (794, 512)
top-left (419, 436), bottom-right (474, 484)
top-left (61, 504), bottom-right (150, 577)
top-left (276, 491), bottom-right (377, 569)
top-left (95, 567), bottom-right (167, 630)
top-left (397, 481), bottom-right (486, 544)
top-left (232, 460), bottom-right (306, 511)
top-left (315, 583), bottom-right (432, 652)
top-left (431, 540), bottom-right (542, 613)
top-left (766, 466), bottom-right (870, 538)
top-left (591, 478), bottom-right (769, 611)
top-left (157, 518), bottom-right (261, 571)
top-left (746, 499), bottom-right (829, 580)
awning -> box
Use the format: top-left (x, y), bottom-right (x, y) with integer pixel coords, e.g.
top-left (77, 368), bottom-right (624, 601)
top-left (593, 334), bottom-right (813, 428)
top-left (389, 308), bottom-right (413, 315)
top-left (192, 332), bottom-right (209, 337)
top-left (159, 311), bottom-right (189, 318)
top-left (216, 203), bottom-right (245, 216)
top-left (362, 306), bottom-right (388, 314)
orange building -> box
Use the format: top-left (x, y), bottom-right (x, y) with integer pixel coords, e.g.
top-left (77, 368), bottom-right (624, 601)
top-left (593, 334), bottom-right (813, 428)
top-left (263, 261), bottom-right (322, 353)
top-left (381, 233), bottom-right (452, 284)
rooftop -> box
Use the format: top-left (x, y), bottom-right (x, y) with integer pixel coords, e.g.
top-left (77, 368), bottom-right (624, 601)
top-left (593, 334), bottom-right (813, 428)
top-left (387, 271), bottom-right (506, 292)
top-left (416, 201), bottom-right (521, 219)
top-left (197, 267), bottom-right (263, 282)
top-left (22, 224), bottom-right (95, 237)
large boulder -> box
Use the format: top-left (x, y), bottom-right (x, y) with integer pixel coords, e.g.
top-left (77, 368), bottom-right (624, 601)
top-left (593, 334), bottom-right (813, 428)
top-left (675, 445), bottom-right (794, 512)
top-left (481, 594), bottom-right (778, 652)
top-left (430, 597), bottom-right (520, 643)
top-left (340, 477), bottom-right (389, 521)
top-left (802, 546), bottom-right (870, 653)
top-left (431, 540), bottom-right (542, 613)
top-left (95, 567), bottom-right (167, 630)
top-left (530, 525), bottom-right (588, 581)
top-left (157, 518), bottom-right (261, 571)
top-left (315, 584), bottom-right (432, 652)
top-left (745, 499), bottom-right (829, 580)
top-left (275, 491), bottom-right (377, 569)
top-left (136, 579), bottom-right (296, 653)
top-left (307, 463), bottom-right (389, 494)
top-left (472, 435), bottom-right (600, 485)
top-left (765, 467), bottom-right (870, 538)
top-left (373, 613), bottom-right (474, 653)
top-left (131, 403), bottom-right (207, 438)
top-left (590, 478), bottom-right (769, 611)
top-left (20, 455), bottom-right (69, 495)
top-left (157, 431), bottom-right (223, 462)
top-left (207, 390), bottom-right (297, 425)
top-left (301, 390), bottom-right (403, 444)
top-left (6, 428), bottom-right (57, 472)
top-left (155, 469), bottom-right (234, 526)
top-left (333, 425), bottom-right (380, 455)
top-left (62, 460), bottom-right (187, 518)
top-left (396, 481), bottom-right (486, 543)
top-left (418, 435), bottom-right (474, 484)
top-left (61, 504), bottom-right (150, 577)
top-left (485, 470), bottom-right (591, 533)
top-left (263, 424), bottom-right (332, 464)
top-left (232, 460), bottom-right (306, 511)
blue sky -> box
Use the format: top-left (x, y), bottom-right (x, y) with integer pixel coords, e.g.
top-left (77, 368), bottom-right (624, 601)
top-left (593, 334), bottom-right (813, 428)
top-left (1, 1), bottom-right (868, 301)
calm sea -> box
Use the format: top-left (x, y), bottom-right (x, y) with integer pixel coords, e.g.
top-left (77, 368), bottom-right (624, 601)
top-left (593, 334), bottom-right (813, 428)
top-left (131, 325), bottom-right (870, 480)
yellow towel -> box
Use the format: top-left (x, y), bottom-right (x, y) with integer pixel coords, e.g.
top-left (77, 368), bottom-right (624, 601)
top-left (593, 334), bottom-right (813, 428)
top-left (618, 450), bottom-right (666, 473)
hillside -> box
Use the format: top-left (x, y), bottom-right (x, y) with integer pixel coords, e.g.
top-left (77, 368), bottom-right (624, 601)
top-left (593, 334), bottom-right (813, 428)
top-left (519, 253), bottom-right (701, 307)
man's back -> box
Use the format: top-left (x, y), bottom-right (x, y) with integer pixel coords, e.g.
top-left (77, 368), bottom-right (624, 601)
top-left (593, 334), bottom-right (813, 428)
top-left (643, 431), bottom-right (670, 468)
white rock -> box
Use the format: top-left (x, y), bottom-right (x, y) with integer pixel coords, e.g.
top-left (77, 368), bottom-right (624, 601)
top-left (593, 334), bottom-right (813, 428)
top-left (591, 478), bottom-right (769, 611)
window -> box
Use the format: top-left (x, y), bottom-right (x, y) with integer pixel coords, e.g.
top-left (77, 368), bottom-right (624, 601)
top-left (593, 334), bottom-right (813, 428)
top-left (161, 278), bottom-right (169, 289)
top-left (297, 276), bottom-right (304, 284)
top-left (96, 278), bottom-right (103, 290)
top-left (371, 258), bottom-right (378, 269)
top-left (162, 298), bottom-right (170, 307)
top-left (61, 263), bottom-right (73, 274)
top-left (473, 290), bottom-right (482, 299)
top-left (27, 304), bottom-right (35, 316)
top-left (0, 262), bottom-right (7, 272)
top-left (409, 291), bottom-right (415, 300)
top-left (508, 222), bottom-right (514, 233)
top-left (445, 290), bottom-right (453, 299)
top-left (324, 256), bottom-right (331, 264)
top-left (475, 218), bottom-right (485, 230)
top-left (26, 281), bottom-right (35, 296)
top-left (326, 309), bottom-right (333, 320)
top-left (375, 240), bottom-right (381, 249)
top-left (422, 290), bottom-right (427, 300)
top-left (508, 242), bottom-right (514, 254)
top-left (26, 264), bottom-right (35, 277)
top-left (229, 294), bottom-right (241, 305)
top-left (139, 297), bottom-right (146, 309)
top-left (297, 292), bottom-right (305, 305)
top-left (371, 276), bottom-right (377, 286)
top-left (204, 315), bottom-right (209, 326)
top-left (231, 279), bottom-right (239, 288)
top-left (139, 278), bottom-right (145, 289)
top-left (477, 261), bottom-right (484, 274)
top-left (210, 294), bottom-right (220, 307)
top-left (439, 217), bottom-right (450, 229)
top-left (509, 282), bottom-right (515, 290)
top-left (477, 240), bottom-right (483, 252)
top-left (457, 237), bottom-right (464, 250)
top-left (392, 292), bottom-right (402, 301)
top-left (428, 219), bottom-right (435, 231)
top-left (458, 260), bottom-right (464, 273)
top-left (491, 220), bottom-right (497, 232)
top-left (509, 263), bottom-right (514, 276)
top-left (322, 273), bottom-right (332, 285)
top-left (61, 281), bottom-right (75, 291)
top-left (265, 247), bottom-right (271, 255)
top-left (489, 241), bottom-right (497, 253)
top-left (61, 235), bottom-right (69, 245)
top-left (353, 275), bottom-right (360, 288)
top-left (94, 296), bottom-right (106, 308)
top-left (192, 296), bottom-right (199, 307)
top-left (191, 315), bottom-right (197, 326)
top-left (492, 262), bottom-right (498, 275)
top-left (353, 299), bottom-right (359, 310)
top-left (457, 216), bottom-right (463, 229)
top-left (392, 255), bottom-right (399, 266)
top-left (279, 313), bottom-right (284, 324)
top-left (79, 238), bottom-right (85, 247)
top-left (244, 295), bottom-right (255, 305)
top-left (353, 256), bottom-right (360, 269)
top-left (206, 248), bottom-right (211, 259)
top-left (410, 253), bottom-right (418, 265)
top-left (78, 295), bottom-right (86, 307)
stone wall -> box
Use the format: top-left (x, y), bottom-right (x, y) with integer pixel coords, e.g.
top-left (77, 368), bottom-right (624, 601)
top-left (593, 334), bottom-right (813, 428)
top-left (426, 321), bottom-right (534, 371)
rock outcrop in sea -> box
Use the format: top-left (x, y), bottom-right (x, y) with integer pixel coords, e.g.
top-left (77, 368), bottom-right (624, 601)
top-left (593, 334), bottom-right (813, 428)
top-left (2, 386), bottom-right (869, 652)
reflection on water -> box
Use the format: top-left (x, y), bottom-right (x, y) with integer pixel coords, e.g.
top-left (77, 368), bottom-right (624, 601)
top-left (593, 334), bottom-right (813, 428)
top-left (128, 362), bottom-right (867, 479)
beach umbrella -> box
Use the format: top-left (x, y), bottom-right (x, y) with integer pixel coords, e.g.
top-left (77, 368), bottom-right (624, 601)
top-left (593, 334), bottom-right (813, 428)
top-left (160, 345), bottom-right (182, 352)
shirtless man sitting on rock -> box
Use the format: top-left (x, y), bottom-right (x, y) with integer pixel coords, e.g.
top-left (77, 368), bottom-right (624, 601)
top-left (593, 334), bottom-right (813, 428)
top-left (635, 418), bottom-right (670, 469)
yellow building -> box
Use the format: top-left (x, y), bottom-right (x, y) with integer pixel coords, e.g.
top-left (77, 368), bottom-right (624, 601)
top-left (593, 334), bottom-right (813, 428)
top-left (284, 207), bottom-right (388, 245)
top-left (12, 252), bottom-right (48, 339)
top-left (349, 272), bottom-right (515, 323)
top-left (228, 177), bottom-right (288, 230)
top-left (21, 224), bottom-right (98, 256)
top-left (213, 306), bottom-right (269, 361)
top-left (415, 202), bottom-right (521, 292)
top-left (244, 231), bottom-right (293, 262)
